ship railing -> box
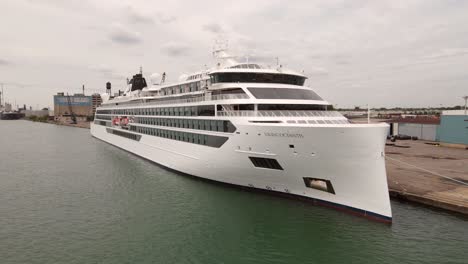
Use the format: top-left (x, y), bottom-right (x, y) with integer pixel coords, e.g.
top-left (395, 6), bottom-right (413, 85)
top-left (217, 110), bottom-right (344, 117)
top-left (145, 93), bottom-right (250, 106)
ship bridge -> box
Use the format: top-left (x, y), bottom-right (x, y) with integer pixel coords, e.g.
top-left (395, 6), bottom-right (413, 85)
top-left (209, 65), bottom-right (307, 86)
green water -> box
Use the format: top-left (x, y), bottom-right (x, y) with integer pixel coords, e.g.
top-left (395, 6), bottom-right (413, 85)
top-left (1, 120), bottom-right (467, 264)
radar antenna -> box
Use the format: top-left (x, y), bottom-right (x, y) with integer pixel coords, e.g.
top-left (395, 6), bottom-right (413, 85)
top-left (212, 39), bottom-right (229, 57)
top-left (160, 72), bottom-right (166, 85)
top-left (212, 39), bottom-right (238, 66)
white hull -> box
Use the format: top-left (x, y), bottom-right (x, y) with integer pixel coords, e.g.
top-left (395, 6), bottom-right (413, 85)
top-left (91, 121), bottom-right (392, 222)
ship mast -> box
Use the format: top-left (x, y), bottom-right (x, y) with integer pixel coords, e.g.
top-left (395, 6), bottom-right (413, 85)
top-left (212, 39), bottom-right (238, 67)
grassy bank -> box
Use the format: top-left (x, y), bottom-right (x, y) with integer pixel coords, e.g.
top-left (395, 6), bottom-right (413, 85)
top-left (27, 115), bottom-right (49, 123)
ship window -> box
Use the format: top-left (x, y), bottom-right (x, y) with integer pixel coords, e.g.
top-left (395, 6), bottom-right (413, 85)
top-left (303, 177), bottom-right (335, 194)
top-left (210, 120), bottom-right (216, 131)
top-left (239, 104), bottom-right (255, 111)
top-left (198, 105), bottom-right (215, 116)
top-left (198, 120), bottom-right (204, 130)
top-left (211, 72), bottom-right (306, 86)
top-left (248, 88), bottom-right (322, 100)
top-left (257, 104), bottom-right (327, 111)
top-left (249, 157), bottom-right (283, 170)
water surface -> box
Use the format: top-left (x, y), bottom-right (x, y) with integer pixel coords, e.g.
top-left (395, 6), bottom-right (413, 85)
top-left (1, 120), bottom-right (467, 263)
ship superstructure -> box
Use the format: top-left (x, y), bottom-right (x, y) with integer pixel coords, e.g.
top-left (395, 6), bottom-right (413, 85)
top-left (91, 45), bottom-right (392, 222)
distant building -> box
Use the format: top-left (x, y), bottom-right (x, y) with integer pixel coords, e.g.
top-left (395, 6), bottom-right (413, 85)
top-left (5, 103), bottom-right (12, 112)
top-left (389, 116), bottom-right (440, 141)
top-left (23, 109), bottom-right (50, 117)
top-left (91, 93), bottom-right (102, 114)
top-left (437, 110), bottom-right (468, 145)
top-left (53, 93), bottom-right (93, 122)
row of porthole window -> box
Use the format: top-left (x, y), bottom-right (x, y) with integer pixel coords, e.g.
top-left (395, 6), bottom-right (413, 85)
top-left (96, 110), bottom-right (112, 114)
top-left (136, 117), bottom-right (236, 133)
top-left (286, 119), bottom-right (350, 124)
top-left (129, 126), bottom-right (228, 148)
top-left (161, 81), bottom-right (202, 96)
top-left (96, 115), bottom-right (112, 120)
top-left (107, 128), bottom-right (141, 141)
top-left (95, 120), bottom-right (108, 126)
top-left (97, 105), bottom-right (215, 117)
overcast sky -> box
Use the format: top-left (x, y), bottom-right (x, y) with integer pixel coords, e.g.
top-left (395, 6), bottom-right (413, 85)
top-left (1, 0), bottom-right (468, 109)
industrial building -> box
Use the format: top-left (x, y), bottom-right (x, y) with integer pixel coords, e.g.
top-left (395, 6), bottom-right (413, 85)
top-left (390, 116), bottom-right (440, 141)
top-left (53, 92), bottom-right (101, 123)
top-left (437, 110), bottom-right (468, 145)
top-left (23, 109), bottom-right (50, 118)
top-left (92, 93), bottom-right (103, 114)
top-left (54, 93), bottom-right (93, 116)
top-left (389, 111), bottom-right (467, 146)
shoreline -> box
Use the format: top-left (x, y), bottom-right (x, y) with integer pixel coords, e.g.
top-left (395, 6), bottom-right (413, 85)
top-left (23, 118), bottom-right (91, 129)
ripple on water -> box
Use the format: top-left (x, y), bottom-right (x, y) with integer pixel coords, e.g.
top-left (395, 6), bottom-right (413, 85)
top-left (0, 120), bottom-right (467, 264)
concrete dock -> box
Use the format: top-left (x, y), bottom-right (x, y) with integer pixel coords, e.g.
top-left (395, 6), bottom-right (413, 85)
top-left (386, 140), bottom-right (468, 215)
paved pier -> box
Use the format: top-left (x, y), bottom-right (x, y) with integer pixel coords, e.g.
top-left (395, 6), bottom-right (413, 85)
top-left (386, 140), bottom-right (468, 215)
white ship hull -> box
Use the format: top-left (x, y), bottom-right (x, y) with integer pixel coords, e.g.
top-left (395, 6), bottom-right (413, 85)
top-left (91, 121), bottom-right (392, 222)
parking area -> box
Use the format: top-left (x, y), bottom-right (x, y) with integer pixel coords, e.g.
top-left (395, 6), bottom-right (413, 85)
top-left (385, 140), bottom-right (468, 215)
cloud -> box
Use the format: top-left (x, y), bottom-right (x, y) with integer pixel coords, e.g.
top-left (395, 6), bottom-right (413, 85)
top-left (109, 25), bottom-right (142, 45)
top-left (126, 7), bottom-right (154, 24)
top-left (124, 6), bottom-right (176, 25)
top-left (161, 42), bottom-right (190, 57)
top-left (89, 64), bottom-right (125, 80)
top-left (3, 0), bottom-right (468, 108)
top-left (157, 13), bottom-right (177, 24)
top-left (202, 23), bottom-right (224, 34)
top-left (422, 48), bottom-right (468, 60)
top-left (307, 66), bottom-right (329, 76)
top-left (0, 59), bottom-right (11, 66)
top-left (393, 48), bottom-right (468, 70)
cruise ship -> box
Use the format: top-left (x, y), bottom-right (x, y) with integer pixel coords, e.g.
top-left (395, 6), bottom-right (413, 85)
top-left (91, 45), bottom-right (392, 223)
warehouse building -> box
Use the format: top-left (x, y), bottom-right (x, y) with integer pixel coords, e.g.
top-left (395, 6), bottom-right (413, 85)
top-left (53, 92), bottom-right (102, 123)
top-left (389, 116), bottom-right (440, 141)
top-left (54, 93), bottom-right (93, 116)
top-left (23, 109), bottom-right (50, 118)
top-left (437, 110), bottom-right (468, 145)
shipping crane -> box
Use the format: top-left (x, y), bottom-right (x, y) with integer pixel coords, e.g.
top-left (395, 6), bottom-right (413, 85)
top-left (66, 93), bottom-right (77, 124)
